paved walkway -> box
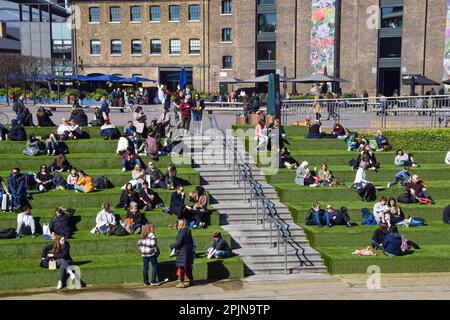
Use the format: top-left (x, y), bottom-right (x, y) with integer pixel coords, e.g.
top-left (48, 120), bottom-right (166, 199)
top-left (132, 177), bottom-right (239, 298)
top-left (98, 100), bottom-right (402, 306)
top-left (2, 273), bottom-right (450, 300)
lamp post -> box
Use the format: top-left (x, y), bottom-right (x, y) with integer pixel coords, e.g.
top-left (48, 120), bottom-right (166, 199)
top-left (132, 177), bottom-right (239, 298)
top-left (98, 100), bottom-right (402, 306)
top-left (267, 49), bottom-right (272, 61)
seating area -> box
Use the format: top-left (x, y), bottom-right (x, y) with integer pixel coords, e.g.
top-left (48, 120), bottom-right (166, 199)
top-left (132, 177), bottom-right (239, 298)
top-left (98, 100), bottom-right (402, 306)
top-left (0, 126), bottom-right (243, 291)
top-left (235, 125), bottom-right (450, 274)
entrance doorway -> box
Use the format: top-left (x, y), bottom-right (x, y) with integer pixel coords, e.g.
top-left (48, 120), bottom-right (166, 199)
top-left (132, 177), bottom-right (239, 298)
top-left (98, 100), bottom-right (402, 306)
top-left (378, 68), bottom-right (400, 96)
top-left (159, 69), bottom-right (193, 92)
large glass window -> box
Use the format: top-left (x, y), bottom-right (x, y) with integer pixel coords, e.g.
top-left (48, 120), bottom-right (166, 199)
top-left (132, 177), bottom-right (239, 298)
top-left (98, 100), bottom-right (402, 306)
top-left (169, 39), bottom-right (181, 54)
top-left (130, 6), bottom-right (141, 22)
top-left (258, 0), bottom-right (275, 4)
top-left (189, 5), bottom-right (201, 21)
top-left (169, 5), bottom-right (180, 21)
top-left (257, 41), bottom-right (276, 61)
top-left (110, 7), bottom-right (121, 22)
top-left (90, 40), bottom-right (101, 55)
top-left (257, 13), bottom-right (276, 33)
top-left (149, 6), bottom-right (161, 22)
top-left (150, 39), bottom-right (161, 54)
top-left (379, 37), bottom-right (402, 58)
top-left (131, 39), bottom-right (142, 55)
top-left (89, 7), bottom-right (100, 23)
top-left (381, 7), bottom-right (403, 28)
top-left (189, 39), bottom-right (201, 54)
top-left (222, 0), bottom-right (232, 14)
top-left (111, 39), bottom-right (122, 55)
top-left (223, 56), bottom-right (233, 69)
top-left (222, 28), bottom-right (232, 42)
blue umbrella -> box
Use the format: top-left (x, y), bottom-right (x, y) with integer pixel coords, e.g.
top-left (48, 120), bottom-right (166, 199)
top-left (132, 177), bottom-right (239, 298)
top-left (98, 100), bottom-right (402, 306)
top-left (85, 74), bottom-right (125, 82)
top-left (64, 75), bottom-right (91, 81)
top-left (117, 76), bottom-right (156, 83)
top-left (178, 67), bottom-right (188, 89)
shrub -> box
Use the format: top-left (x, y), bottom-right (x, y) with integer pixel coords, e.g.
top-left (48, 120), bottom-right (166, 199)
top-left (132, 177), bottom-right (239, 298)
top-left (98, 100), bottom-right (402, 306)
top-left (88, 88), bottom-right (110, 101)
top-left (65, 88), bottom-right (79, 97)
top-left (49, 91), bottom-right (59, 101)
top-left (0, 88), bottom-right (5, 97)
top-left (35, 88), bottom-right (49, 101)
top-left (9, 87), bottom-right (23, 97)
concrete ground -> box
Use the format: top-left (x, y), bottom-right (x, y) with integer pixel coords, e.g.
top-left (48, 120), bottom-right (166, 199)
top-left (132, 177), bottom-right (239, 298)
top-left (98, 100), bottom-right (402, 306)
top-left (1, 273), bottom-right (450, 300)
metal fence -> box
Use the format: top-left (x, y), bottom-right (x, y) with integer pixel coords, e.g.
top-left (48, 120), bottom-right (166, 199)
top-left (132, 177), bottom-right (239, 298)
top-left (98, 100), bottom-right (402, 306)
top-left (281, 95), bottom-right (450, 129)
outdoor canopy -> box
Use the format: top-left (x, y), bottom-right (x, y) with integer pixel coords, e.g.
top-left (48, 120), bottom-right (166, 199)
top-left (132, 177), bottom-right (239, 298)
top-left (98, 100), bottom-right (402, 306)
top-left (287, 74), bottom-right (348, 83)
top-left (116, 76), bottom-right (156, 83)
top-left (85, 74), bottom-right (126, 82)
top-left (216, 76), bottom-right (245, 83)
top-left (241, 74), bottom-right (294, 83)
top-left (402, 74), bottom-right (439, 95)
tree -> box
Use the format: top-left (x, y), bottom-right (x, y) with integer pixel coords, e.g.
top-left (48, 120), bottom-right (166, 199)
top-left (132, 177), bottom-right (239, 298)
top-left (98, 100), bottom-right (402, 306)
top-left (0, 53), bottom-right (22, 105)
top-left (21, 55), bottom-right (51, 104)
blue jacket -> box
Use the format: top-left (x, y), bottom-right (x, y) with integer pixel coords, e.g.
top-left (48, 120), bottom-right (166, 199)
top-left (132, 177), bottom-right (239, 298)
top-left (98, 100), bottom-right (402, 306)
top-left (395, 170), bottom-right (411, 180)
top-left (7, 174), bottom-right (26, 195)
top-left (383, 232), bottom-right (402, 256)
top-left (100, 102), bottom-right (110, 116)
top-left (168, 191), bottom-right (185, 215)
top-left (375, 135), bottom-right (388, 148)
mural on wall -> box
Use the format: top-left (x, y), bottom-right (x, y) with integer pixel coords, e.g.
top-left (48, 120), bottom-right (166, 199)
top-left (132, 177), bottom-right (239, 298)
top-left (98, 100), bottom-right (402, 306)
top-left (310, 0), bottom-right (337, 76)
top-left (443, 0), bottom-right (450, 80)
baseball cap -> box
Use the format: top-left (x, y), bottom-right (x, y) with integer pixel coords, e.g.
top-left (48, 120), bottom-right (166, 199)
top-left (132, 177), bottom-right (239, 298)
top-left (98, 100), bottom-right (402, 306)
top-left (326, 204), bottom-right (332, 209)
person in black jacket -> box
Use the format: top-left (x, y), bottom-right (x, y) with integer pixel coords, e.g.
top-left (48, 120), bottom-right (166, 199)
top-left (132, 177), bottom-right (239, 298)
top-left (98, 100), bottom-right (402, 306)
top-left (328, 205), bottom-right (352, 227)
top-left (35, 165), bottom-right (53, 192)
top-left (444, 205), bottom-right (450, 224)
top-left (69, 105), bottom-right (88, 127)
top-left (138, 182), bottom-right (164, 211)
top-left (165, 186), bottom-right (187, 218)
top-left (371, 223), bottom-right (389, 250)
top-left (48, 154), bottom-right (72, 173)
top-left (49, 207), bottom-right (74, 238)
top-left (116, 183), bottom-right (140, 210)
top-left (36, 107), bottom-right (55, 127)
top-left (170, 218), bottom-right (195, 288)
top-left (7, 168), bottom-right (27, 210)
top-left (8, 119), bottom-right (27, 141)
top-left (20, 108), bottom-right (35, 126)
top-left (40, 236), bottom-right (76, 290)
top-left (89, 107), bottom-right (104, 127)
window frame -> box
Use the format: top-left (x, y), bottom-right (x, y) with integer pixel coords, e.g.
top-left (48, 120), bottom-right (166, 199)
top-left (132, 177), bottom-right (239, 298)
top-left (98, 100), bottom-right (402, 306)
top-left (111, 39), bottom-right (122, 55)
top-left (222, 56), bottom-right (233, 70)
top-left (89, 7), bottom-right (100, 23)
top-left (150, 39), bottom-right (162, 55)
top-left (90, 39), bottom-right (101, 56)
top-left (169, 5), bottom-right (180, 22)
top-left (149, 5), bottom-right (161, 23)
top-left (189, 38), bottom-right (201, 55)
top-left (169, 39), bottom-right (181, 55)
top-left (131, 39), bottom-right (143, 55)
top-left (109, 6), bottom-right (121, 23)
top-left (221, 28), bottom-right (232, 42)
top-left (130, 6), bottom-right (142, 23)
top-left (221, 0), bottom-right (232, 15)
top-left (188, 4), bottom-right (201, 22)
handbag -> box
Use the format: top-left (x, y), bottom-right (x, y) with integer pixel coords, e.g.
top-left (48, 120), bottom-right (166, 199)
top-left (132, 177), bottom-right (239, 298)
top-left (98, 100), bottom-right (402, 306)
top-left (102, 111), bottom-right (109, 122)
top-left (48, 259), bottom-right (57, 270)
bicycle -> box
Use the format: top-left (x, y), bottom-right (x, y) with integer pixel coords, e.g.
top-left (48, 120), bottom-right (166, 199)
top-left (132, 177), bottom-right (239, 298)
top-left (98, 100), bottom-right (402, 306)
top-left (0, 111), bottom-right (9, 125)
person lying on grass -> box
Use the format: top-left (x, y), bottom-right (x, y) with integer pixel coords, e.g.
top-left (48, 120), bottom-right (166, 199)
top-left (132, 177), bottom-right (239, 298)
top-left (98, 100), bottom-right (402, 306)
top-left (279, 147), bottom-right (298, 169)
top-left (65, 170), bottom-right (94, 193)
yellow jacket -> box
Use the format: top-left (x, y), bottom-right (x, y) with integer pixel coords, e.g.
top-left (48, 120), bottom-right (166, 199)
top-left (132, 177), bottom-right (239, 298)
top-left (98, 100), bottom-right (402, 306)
top-left (76, 176), bottom-right (94, 193)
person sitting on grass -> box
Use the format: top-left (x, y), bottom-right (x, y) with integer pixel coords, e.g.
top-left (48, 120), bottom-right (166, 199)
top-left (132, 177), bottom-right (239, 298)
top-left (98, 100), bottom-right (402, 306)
top-left (374, 130), bottom-right (392, 151)
top-left (100, 121), bottom-right (120, 140)
top-left (8, 168), bottom-right (27, 211)
top-left (20, 107), bottom-right (35, 127)
top-left (40, 236), bottom-right (76, 290)
top-left (91, 203), bottom-right (117, 235)
top-left (139, 182), bottom-right (164, 211)
top-left (124, 201), bottom-right (147, 234)
top-left (117, 134), bottom-right (130, 155)
top-left (145, 161), bottom-right (167, 189)
top-left (317, 163), bottom-right (338, 187)
top-left (66, 168), bottom-right (78, 186)
top-left (306, 120), bottom-right (326, 139)
top-left (69, 103), bottom-right (88, 127)
top-left (57, 118), bottom-right (71, 140)
top-left (49, 154), bottom-right (71, 173)
top-left (394, 149), bottom-right (419, 167)
top-left (124, 121), bottom-right (138, 151)
top-left (65, 170), bottom-right (93, 193)
top-left (0, 123), bottom-right (9, 140)
top-left (165, 185), bottom-right (187, 219)
top-left (45, 133), bottom-right (59, 156)
top-left (328, 205), bottom-right (352, 228)
top-left (373, 196), bottom-right (389, 224)
top-left (353, 163), bottom-right (377, 202)
top-left (89, 107), bottom-right (104, 127)
top-left (186, 186), bottom-right (207, 229)
top-left (49, 207), bottom-right (75, 239)
top-left (35, 164), bottom-right (53, 192)
top-left (138, 223), bottom-right (160, 286)
top-left (126, 164), bottom-right (146, 190)
top-left (22, 134), bottom-right (44, 156)
top-left (36, 106), bottom-right (55, 127)
top-left (207, 231), bottom-right (231, 259)
top-left (255, 119), bottom-right (269, 151)
top-left (295, 161), bottom-right (316, 186)
top-left (331, 122), bottom-right (347, 139)
top-left (387, 166), bottom-right (411, 188)
top-left (121, 148), bottom-right (141, 173)
top-left (382, 226), bottom-right (403, 257)
top-left (402, 174), bottom-right (434, 204)
top-left (16, 205), bottom-right (37, 239)
top-left (8, 119), bottom-right (27, 141)
top-left (279, 147), bottom-right (299, 169)
top-left (371, 222), bottom-right (389, 250)
top-left (116, 183), bottom-right (139, 210)
top-left (350, 145), bottom-right (380, 171)
top-left (68, 119), bottom-right (82, 140)
top-left (305, 202), bottom-right (327, 227)
top-left (165, 163), bottom-right (178, 190)
top-left (445, 150), bottom-right (450, 165)
top-left (386, 197), bottom-right (404, 227)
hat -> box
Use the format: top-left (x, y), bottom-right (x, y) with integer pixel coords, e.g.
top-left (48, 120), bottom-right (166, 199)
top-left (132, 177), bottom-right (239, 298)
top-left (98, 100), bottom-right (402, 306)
top-left (326, 204), bottom-right (332, 209)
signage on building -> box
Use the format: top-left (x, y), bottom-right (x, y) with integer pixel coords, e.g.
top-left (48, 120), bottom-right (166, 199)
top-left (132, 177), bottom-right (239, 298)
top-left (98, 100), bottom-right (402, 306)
top-left (310, 0), bottom-right (337, 76)
top-left (220, 72), bottom-right (228, 78)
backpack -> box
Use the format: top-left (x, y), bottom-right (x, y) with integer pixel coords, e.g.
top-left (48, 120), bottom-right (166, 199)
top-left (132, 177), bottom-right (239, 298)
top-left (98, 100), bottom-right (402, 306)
top-left (361, 208), bottom-right (377, 226)
top-left (25, 173), bottom-right (36, 190)
top-left (418, 197), bottom-right (433, 205)
top-left (108, 224), bottom-right (130, 236)
top-left (0, 193), bottom-right (12, 211)
top-left (93, 176), bottom-right (114, 189)
top-left (0, 228), bottom-right (16, 239)
top-left (398, 193), bottom-right (414, 204)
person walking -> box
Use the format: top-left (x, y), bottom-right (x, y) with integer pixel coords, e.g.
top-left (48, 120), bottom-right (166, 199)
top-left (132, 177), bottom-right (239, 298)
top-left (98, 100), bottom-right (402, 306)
top-left (179, 95), bottom-right (193, 132)
top-left (362, 89), bottom-right (369, 113)
top-left (170, 219), bottom-right (195, 288)
top-left (138, 223), bottom-right (160, 286)
top-left (192, 93), bottom-right (205, 134)
top-left (313, 93), bottom-right (322, 121)
top-left (99, 96), bottom-right (110, 123)
top-left (12, 95), bottom-right (25, 123)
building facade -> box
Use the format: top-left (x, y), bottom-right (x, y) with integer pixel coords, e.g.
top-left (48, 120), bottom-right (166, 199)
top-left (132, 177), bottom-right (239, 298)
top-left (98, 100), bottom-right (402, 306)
top-left (72, 0), bottom-right (449, 96)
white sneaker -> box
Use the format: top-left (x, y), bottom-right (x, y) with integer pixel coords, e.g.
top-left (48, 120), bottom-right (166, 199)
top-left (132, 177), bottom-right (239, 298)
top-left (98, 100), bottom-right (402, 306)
top-left (56, 281), bottom-right (63, 290)
top-left (69, 272), bottom-right (76, 281)
top-left (122, 167), bottom-right (126, 172)
top-left (387, 183), bottom-right (391, 188)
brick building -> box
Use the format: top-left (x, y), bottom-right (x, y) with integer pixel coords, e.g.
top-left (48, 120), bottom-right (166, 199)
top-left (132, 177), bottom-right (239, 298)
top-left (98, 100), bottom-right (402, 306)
top-left (72, 0), bottom-right (450, 96)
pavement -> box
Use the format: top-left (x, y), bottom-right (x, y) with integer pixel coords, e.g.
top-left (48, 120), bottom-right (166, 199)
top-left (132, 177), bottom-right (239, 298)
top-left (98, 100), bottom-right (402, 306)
top-left (2, 273), bottom-right (450, 300)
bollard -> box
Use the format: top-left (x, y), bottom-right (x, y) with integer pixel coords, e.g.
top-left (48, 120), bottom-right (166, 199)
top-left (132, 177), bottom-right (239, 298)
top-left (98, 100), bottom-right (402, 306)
top-left (285, 240), bottom-right (288, 275)
top-left (269, 220), bottom-right (272, 248)
top-left (256, 197), bottom-right (259, 225)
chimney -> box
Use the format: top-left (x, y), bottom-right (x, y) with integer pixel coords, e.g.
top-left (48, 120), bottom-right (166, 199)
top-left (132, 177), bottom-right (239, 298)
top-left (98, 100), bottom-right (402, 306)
top-left (0, 21), bottom-right (7, 38)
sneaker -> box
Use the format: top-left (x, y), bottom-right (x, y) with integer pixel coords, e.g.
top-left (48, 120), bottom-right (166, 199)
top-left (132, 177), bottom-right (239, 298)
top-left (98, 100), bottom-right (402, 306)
top-left (56, 281), bottom-right (63, 290)
top-left (47, 151), bottom-right (51, 155)
top-left (150, 282), bottom-right (160, 286)
top-left (122, 167), bottom-right (126, 172)
top-left (387, 183), bottom-right (391, 188)
top-left (144, 283), bottom-right (150, 286)
top-left (199, 222), bottom-right (205, 228)
top-left (32, 232), bottom-right (37, 238)
top-left (176, 282), bottom-right (189, 288)
top-left (15, 234), bottom-right (21, 240)
top-left (52, 150), bottom-right (56, 155)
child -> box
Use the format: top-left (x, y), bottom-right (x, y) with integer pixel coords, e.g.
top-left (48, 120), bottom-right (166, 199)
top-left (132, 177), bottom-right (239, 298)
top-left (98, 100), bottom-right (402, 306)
top-left (387, 166), bottom-right (411, 188)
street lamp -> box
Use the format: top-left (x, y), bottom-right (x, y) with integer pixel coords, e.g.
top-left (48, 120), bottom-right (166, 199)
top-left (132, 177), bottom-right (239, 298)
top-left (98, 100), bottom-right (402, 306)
top-left (267, 49), bottom-right (272, 61)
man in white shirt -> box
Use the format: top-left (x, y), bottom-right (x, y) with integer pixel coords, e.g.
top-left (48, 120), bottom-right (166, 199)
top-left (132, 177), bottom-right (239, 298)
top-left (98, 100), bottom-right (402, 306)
top-left (373, 196), bottom-right (389, 224)
top-left (445, 150), bottom-right (450, 165)
top-left (16, 206), bottom-right (36, 239)
top-left (91, 203), bottom-right (117, 234)
top-left (57, 118), bottom-right (71, 139)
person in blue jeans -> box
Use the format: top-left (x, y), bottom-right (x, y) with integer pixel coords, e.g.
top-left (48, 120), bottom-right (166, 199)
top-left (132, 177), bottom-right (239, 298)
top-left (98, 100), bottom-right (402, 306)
top-left (387, 166), bottom-right (411, 188)
top-left (137, 224), bottom-right (160, 286)
top-left (207, 231), bottom-right (231, 259)
top-left (382, 226), bottom-right (403, 257)
top-left (7, 168), bottom-right (27, 210)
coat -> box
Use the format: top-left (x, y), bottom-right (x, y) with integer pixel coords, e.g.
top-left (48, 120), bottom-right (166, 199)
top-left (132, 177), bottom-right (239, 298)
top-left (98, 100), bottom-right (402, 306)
top-left (8, 174), bottom-right (26, 196)
top-left (170, 227), bottom-right (194, 267)
top-left (9, 124), bottom-right (27, 141)
top-left (69, 108), bottom-right (88, 126)
top-left (49, 215), bottom-right (72, 238)
top-left (383, 232), bottom-right (402, 256)
top-left (37, 110), bottom-right (55, 127)
top-left (40, 242), bottom-right (72, 268)
top-left (295, 166), bottom-right (307, 186)
top-left (76, 176), bottom-right (94, 193)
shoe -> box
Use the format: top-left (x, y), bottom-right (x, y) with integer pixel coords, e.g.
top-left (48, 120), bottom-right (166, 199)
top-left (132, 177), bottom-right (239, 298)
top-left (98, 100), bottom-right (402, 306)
top-left (56, 281), bottom-right (63, 290)
top-left (150, 282), bottom-right (160, 286)
top-left (199, 222), bottom-right (205, 228)
top-left (192, 224), bottom-right (197, 228)
top-left (53, 150), bottom-right (56, 155)
top-left (328, 224), bottom-right (332, 228)
top-left (122, 167), bottom-right (126, 172)
top-left (176, 282), bottom-right (189, 288)
top-left (32, 232), bottom-right (37, 238)
top-left (387, 183), bottom-right (391, 188)
top-left (75, 190), bottom-right (80, 193)
top-left (47, 151), bottom-right (51, 155)
top-left (15, 234), bottom-right (21, 240)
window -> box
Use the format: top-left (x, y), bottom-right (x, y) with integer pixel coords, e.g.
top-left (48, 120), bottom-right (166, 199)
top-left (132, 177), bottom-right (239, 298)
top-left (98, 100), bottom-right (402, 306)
top-left (110, 6), bottom-right (121, 22)
top-left (222, 56), bottom-right (233, 69)
top-left (258, 0), bottom-right (275, 4)
top-left (189, 5), bottom-right (201, 21)
top-left (130, 6), bottom-right (141, 22)
top-left (222, 28), bottom-right (232, 42)
top-left (257, 41), bottom-right (276, 60)
top-left (89, 7), bottom-right (100, 23)
top-left (149, 6), bottom-right (160, 22)
top-left (111, 39), bottom-right (122, 55)
top-left (132, 74), bottom-right (142, 77)
top-left (222, 0), bottom-right (232, 14)
top-left (189, 39), bottom-right (200, 54)
top-left (90, 40), bottom-right (101, 55)
top-left (258, 13), bottom-right (276, 32)
top-left (379, 37), bottom-right (402, 58)
top-left (169, 5), bottom-right (180, 21)
top-left (131, 39), bottom-right (142, 55)
top-left (169, 39), bottom-right (181, 54)
top-left (150, 39), bottom-right (161, 54)
top-left (381, 7), bottom-right (403, 28)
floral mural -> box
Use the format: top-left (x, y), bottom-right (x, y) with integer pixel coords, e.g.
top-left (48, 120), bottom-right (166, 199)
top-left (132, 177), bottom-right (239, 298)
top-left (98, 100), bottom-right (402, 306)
top-left (310, 0), bottom-right (337, 76)
top-left (443, 0), bottom-right (450, 80)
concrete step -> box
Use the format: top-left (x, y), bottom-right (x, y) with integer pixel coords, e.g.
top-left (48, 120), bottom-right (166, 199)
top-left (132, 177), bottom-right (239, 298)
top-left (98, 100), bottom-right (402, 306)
top-left (213, 203), bottom-right (289, 211)
top-left (220, 217), bottom-right (294, 225)
top-left (232, 239), bottom-right (310, 249)
top-left (245, 265), bottom-right (328, 275)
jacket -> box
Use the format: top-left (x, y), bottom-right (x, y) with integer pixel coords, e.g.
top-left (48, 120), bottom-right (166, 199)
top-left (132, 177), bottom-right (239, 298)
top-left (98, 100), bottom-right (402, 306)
top-left (9, 124), bottom-right (27, 141)
top-left (100, 102), bottom-right (110, 116)
top-left (116, 137), bottom-right (130, 154)
top-left (145, 168), bottom-right (164, 182)
top-left (37, 110), bottom-right (55, 127)
top-left (76, 176), bottom-right (94, 193)
top-left (138, 233), bottom-right (158, 256)
top-left (168, 191), bottom-right (185, 214)
top-left (383, 232), bottom-right (402, 256)
top-left (69, 108), bottom-right (88, 126)
top-left (91, 210), bottom-right (116, 233)
top-left (49, 215), bottom-right (71, 237)
top-left (13, 99), bottom-right (25, 114)
top-left (118, 190), bottom-right (139, 208)
top-left (41, 242), bottom-right (72, 264)
top-left (179, 101), bottom-right (192, 117)
top-left (354, 168), bottom-right (369, 187)
top-left (126, 210), bottom-right (147, 225)
top-left (170, 227), bottom-right (194, 267)
top-left (8, 174), bottom-right (26, 195)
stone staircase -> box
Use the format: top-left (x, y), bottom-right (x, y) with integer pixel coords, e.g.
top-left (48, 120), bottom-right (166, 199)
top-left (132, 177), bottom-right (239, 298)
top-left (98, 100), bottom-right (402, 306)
top-left (184, 134), bottom-right (328, 275)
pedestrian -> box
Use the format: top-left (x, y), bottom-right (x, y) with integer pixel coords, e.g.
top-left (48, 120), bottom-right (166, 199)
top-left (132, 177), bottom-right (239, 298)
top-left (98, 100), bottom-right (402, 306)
top-left (362, 89), bottom-right (369, 113)
top-left (138, 223), bottom-right (160, 286)
top-left (170, 218), bottom-right (195, 288)
top-left (179, 95), bottom-right (192, 131)
top-left (99, 96), bottom-right (110, 123)
top-left (313, 93), bottom-right (322, 121)
top-left (12, 95), bottom-right (25, 123)
top-left (192, 93), bottom-right (205, 134)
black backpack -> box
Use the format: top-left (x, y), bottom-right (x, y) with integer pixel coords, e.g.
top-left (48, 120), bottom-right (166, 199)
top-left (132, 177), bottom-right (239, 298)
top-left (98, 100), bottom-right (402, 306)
top-left (93, 176), bottom-right (114, 189)
top-left (0, 228), bottom-right (16, 239)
